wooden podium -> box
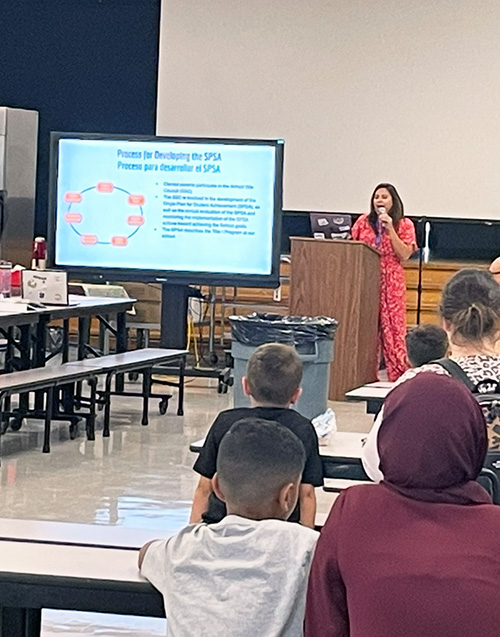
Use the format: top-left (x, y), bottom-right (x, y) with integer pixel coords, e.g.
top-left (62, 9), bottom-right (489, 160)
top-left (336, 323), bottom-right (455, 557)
top-left (289, 238), bottom-right (380, 401)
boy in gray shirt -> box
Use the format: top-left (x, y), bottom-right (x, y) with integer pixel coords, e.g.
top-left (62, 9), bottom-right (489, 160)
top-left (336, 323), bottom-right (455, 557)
top-left (139, 418), bottom-right (319, 637)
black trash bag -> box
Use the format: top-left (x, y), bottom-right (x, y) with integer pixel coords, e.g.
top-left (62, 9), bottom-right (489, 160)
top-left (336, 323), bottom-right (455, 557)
top-left (229, 313), bottom-right (338, 347)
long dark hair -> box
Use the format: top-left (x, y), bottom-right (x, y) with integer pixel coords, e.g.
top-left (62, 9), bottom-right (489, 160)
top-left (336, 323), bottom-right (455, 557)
top-left (439, 269), bottom-right (500, 345)
top-left (368, 183), bottom-right (404, 232)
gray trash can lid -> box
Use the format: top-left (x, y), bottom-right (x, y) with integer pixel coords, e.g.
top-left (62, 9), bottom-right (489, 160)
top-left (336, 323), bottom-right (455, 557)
top-left (229, 312), bottom-right (338, 346)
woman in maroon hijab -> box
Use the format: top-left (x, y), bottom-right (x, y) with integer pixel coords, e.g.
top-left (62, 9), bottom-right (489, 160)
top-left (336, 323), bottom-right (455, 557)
top-left (304, 372), bottom-right (500, 637)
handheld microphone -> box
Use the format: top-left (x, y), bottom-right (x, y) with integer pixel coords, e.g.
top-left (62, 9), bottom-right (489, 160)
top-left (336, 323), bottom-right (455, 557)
top-left (375, 206), bottom-right (386, 233)
top-left (375, 206), bottom-right (386, 247)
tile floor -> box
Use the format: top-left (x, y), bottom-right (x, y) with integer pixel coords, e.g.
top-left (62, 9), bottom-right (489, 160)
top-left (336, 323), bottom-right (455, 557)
top-left (0, 375), bottom-right (374, 636)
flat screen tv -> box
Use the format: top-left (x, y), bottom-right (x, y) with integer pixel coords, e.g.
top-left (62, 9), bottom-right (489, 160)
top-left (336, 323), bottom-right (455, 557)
top-left (48, 133), bottom-right (284, 287)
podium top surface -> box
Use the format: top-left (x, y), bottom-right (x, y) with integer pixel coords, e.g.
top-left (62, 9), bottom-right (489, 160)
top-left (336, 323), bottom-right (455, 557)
top-left (289, 236), bottom-right (380, 257)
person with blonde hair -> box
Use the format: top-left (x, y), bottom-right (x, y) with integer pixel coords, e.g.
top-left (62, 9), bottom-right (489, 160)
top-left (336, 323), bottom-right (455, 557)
top-left (362, 268), bottom-right (500, 482)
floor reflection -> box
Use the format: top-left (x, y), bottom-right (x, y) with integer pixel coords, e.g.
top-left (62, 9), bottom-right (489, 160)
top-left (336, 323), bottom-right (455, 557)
top-left (93, 495), bottom-right (191, 530)
top-left (42, 610), bottom-right (167, 636)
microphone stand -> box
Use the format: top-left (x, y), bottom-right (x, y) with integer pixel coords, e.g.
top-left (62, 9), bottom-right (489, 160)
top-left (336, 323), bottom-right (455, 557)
top-left (415, 217), bottom-right (427, 325)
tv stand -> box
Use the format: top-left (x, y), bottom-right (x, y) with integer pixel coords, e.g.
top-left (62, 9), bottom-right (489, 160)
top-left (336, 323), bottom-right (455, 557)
top-left (160, 284), bottom-right (190, 349)
top-left (159, 283), bottom-right (233, 393)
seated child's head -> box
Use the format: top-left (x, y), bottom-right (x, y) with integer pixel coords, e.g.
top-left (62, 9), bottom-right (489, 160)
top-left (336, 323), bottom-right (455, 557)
top-left (213, 418), bottom-right (305, 521)
top-left (406, 324), bottom-right (449, 367)
top-left (243, 343), bottom-right (303, 407)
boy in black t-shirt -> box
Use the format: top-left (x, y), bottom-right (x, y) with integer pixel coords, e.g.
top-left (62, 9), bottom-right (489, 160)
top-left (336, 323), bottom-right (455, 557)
top-left (190, 343), bottom-right (324, 528)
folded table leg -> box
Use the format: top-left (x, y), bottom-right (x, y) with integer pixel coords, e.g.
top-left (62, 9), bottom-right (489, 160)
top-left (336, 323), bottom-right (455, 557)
top-left (141, 368), bottom-right (151, 426)
top-left (177, 356), bottom-right (185, 416)
top-left (42, 387), bottom-right (54, 453)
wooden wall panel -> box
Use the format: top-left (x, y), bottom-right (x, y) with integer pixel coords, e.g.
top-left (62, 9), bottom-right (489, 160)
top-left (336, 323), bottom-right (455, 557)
top-left (404, 261), bottom-right (488, 328)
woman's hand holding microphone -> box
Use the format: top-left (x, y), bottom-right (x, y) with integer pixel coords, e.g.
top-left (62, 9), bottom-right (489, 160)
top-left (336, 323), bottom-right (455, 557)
top-left (377, 207), bottom-right (393, 230)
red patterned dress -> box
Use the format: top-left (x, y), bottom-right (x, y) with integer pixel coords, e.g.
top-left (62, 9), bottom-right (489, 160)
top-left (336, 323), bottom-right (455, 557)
top-left (352, 214), bottom-right (417, 381)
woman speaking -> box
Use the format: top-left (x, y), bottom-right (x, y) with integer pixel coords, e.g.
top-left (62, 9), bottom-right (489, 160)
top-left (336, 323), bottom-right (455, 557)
top-left (351, 183), bottom-right (416, 381)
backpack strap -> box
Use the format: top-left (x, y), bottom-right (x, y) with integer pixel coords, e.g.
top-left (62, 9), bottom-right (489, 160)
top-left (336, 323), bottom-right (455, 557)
top-left (432, 357), bottom-right (477, 392)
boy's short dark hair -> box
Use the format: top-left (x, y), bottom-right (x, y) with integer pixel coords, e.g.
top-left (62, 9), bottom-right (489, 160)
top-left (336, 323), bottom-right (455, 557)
top-left (246, 343), bottom-right (302, 405)
top-left (406, 324), bottom-right (449, 367)
top-left (216, 418), bottom-right (305, 507)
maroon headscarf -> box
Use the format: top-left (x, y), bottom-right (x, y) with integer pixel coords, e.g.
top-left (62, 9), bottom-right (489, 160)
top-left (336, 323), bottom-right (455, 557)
top-left (378, 372), bottom-right (491, 505)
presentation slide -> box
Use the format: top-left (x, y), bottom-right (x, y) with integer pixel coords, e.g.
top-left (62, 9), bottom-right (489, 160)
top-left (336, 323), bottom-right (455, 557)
top-left (55, 138), bottom-right (278, 274)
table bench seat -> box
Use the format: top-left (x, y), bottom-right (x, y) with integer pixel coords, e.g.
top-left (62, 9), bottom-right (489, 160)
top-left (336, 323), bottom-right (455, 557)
top-left (345, 381), bottom-right (394, 414)
top-left (0, 348), bottom-right (187, 455)
top-left (0, 364), bottom-right (100, 453)
top-left (66, 348), bottom-right (188, 434)
top-left (191, 431), bottom-right (370, 482)
top-left (323, 478), bottom-right (372, 492)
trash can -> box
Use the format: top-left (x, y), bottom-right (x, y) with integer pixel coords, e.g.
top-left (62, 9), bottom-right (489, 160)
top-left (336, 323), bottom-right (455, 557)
top-left (230, 313), bottom-right (338, 420)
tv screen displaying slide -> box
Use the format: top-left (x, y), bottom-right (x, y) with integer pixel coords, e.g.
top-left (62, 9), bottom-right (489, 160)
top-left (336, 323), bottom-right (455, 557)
top-left (48, 133), bottom-right (284, 286)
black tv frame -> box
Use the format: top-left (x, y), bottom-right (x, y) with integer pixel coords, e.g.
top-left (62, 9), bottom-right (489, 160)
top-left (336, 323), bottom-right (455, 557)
top-left (48, 132), bottom-right (284, 288)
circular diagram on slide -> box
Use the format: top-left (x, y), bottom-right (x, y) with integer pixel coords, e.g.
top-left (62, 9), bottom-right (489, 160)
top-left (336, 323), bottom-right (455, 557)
top-left (63, 183), bottom-right (145, 247)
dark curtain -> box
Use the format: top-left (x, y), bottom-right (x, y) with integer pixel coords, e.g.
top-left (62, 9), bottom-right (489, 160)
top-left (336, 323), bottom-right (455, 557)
top-left (0, 0), bottom-right (161, 234)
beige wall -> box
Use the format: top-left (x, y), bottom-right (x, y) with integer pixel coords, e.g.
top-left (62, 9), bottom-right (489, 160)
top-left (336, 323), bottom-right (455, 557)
top-left (157, 0), bottom-right (500, 219)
